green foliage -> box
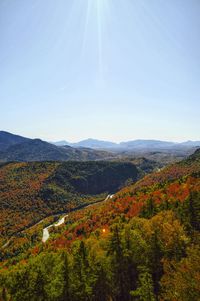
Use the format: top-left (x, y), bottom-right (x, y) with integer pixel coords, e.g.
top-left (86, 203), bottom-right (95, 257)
top-left (161, 245), bottom-right (200, 301)
top-left (130, 267), bottom-right (155, 301)
top-left (0, 149), bottom-right (200, 300)
top-left (0, 210), bottom-right (198, 301)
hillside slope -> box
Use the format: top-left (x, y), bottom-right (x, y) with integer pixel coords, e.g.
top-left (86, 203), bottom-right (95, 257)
top-left (0, 132), bottom-right (115, 162)
top-left (0, 161), bottom-right (138, 240)
top-left (42, 148), bottom-right (200, 249)
top-left (0, 150), bottom-right (199, 301)
top-left (0, 131), bottom-right (30, 152)
top-left (0, 140), bottom-right (115, 162)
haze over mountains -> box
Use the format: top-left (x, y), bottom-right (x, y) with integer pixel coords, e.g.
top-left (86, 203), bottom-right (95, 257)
top-left (0, 131), bottom-right (114, 162)
top-left (0, 131), bottom-right (199, 163)
top-left (54, 137), bottom-right (200, 150)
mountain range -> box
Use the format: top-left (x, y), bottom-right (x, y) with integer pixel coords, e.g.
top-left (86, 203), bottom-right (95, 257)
top-left (53, 137), bottom-right (200, 150)
top-left (0, 131), bottom-right (199, 162)
top-left (0, 131), bottom-right (114, 162)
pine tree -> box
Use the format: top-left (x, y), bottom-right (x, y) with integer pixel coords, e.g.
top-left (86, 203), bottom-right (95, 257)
top-left (188, 191), bottom-right (200, 231)
top-left (108, 224), bottom-right (126, 301)
top-left (130, 267), bottom-right (155, 301)
top-left (1, 287), bottom-right (7, 301)
top-left (60, 251), bottom-right (70, 301)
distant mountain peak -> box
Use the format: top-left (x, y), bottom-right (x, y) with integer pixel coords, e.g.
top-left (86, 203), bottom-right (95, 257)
top-left (53, 138), bottom-right (118, 149)
top-left (52, 140), bottom-right (69, 146)
top-left (0, 131), bottom-right (115, 162)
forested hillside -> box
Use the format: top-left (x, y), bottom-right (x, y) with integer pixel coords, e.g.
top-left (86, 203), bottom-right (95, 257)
top-left (0, 138), bottom-right (115, 162)
top-left (0, 161), bottom-right (138, 243)
top-left (0, 131), bottom-right (30, 152)
top-left (0, 150), bottom-right (199, 300)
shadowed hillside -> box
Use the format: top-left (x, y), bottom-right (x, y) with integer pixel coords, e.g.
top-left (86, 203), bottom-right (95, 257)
top-left (0, 132), bottom-right (115, 162)
top-left (0, 161), bottom-right (138, 240)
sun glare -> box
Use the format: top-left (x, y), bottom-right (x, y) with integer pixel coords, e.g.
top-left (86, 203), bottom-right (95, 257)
top-left (82, 0), bottom-right (109, 73)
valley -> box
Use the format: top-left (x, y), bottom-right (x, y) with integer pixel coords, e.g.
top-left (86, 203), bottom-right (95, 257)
top-left (0, 160), bottom-right (138, 244)
top-left (0, 148), bottom-right (199, 300)
top-left (41, 195), bottom-right (114, 243)
top-left (1, 1), bottom-right (199, 299)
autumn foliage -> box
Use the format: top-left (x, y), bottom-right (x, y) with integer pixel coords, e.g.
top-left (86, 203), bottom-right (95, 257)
top-left (0, 149), bottom-right (200, 300)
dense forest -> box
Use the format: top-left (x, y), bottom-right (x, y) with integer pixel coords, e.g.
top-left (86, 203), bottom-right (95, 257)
top-left (0, 149), bottom-right (200, 300)
top-left (0, 161), bottom-right (138, 243)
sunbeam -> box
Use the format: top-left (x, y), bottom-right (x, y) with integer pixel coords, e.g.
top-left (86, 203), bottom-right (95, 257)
top-left (97, 0), bottom-right (103, 73)
top-left (81, 0), bottom-right (110, 75)
top-left (82, 0), bottom-right (92, 57)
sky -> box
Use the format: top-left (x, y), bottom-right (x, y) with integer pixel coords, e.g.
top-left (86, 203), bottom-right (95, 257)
top-left (0, 0), bottom-right (200, 142)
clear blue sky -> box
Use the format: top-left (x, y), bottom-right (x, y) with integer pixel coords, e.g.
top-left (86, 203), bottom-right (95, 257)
top-left (0, 0), bottom-right (200, 142)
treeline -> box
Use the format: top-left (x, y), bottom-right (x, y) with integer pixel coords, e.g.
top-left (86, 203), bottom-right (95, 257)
top-left (1, 209), bottom-right (200, 301)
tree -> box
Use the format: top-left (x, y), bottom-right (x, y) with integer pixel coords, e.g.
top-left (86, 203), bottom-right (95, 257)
top-left (71, 240), bottom-right (93, 301)
top-left (60, 251), bottom-right (71, 301)
top-left (161, 246), bottom-right (200, 301)
top-left (188, 191), bottom-right (200, 231)
top-left (130, 267), bottom-right (155, 301)
top-left (1, 287), bottom-right (8, 301)
top-left (108, 224), bottom-right (125, 300)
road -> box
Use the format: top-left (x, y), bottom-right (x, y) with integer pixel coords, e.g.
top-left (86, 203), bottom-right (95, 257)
top-left (42, 194), bottom-right (114, 243)
top-left (42, 214), bottom-right (68, 243)
top-left (1, 194), bottom-right (115, 248)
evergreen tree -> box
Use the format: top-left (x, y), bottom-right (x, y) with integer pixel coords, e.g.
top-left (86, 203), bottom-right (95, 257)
top-left (71, 241), bottom-right (92, 301)
top-left (130, 267), bottom-right (155, 301)
top-left (188, 191), bottom-right (200, 231)
top-left (150, 230), bottom-right (163, 298)
top-left (108, 224), bottom-right (126, 301)
top-left (1, 287), bottom-right (7, 301)
top-left (60, 251), bottom-right (70, 301)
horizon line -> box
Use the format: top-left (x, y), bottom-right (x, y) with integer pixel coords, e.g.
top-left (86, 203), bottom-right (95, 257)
top-left (1, 130), bottom-right (200, 144)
